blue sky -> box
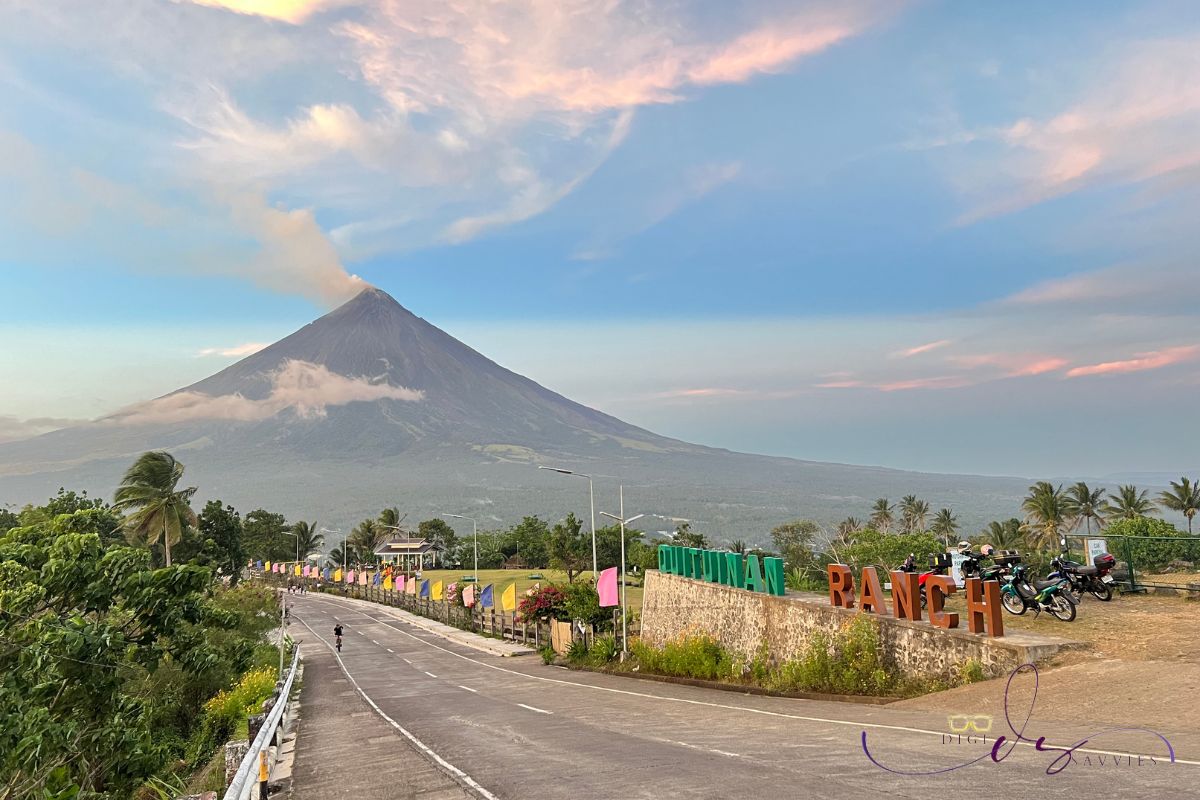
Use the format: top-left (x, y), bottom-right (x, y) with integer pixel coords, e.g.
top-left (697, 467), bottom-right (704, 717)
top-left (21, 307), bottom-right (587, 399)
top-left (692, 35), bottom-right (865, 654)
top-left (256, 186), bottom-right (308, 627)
top-left (1, 0), bottom-right (1198, 478)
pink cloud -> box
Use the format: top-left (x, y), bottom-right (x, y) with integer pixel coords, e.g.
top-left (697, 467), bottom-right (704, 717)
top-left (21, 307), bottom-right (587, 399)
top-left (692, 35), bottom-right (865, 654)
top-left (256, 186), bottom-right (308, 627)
top-left (949, 353), bottom-right (1069, 377)
top-left (1065, 345), bottom-right (1200, 378)
top-left (651, 388), bottom-right (751, 400)
top-left (895, 339), bottom-right (952, 358)
top-left (815, 380), bottom-right (865, 389)
top-left (875, 376), bottom-right (972, 392)
top-left (197, 342), bottom-right (269, 358)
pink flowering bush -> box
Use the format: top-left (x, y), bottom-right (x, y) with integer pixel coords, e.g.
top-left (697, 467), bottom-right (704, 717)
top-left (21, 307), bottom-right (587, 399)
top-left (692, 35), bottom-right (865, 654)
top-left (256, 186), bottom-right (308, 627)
top-left (517, 584), bottom-right (567, 621)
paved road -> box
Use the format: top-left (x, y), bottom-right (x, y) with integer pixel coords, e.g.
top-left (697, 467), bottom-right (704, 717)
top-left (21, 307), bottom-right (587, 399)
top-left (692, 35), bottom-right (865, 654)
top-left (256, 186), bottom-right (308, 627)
top-left (289, 593), bottom-right (1196, 799)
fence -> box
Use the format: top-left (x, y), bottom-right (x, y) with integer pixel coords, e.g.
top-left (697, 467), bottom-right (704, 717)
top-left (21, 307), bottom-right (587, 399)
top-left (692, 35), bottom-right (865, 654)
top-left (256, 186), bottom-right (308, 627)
top-left (223, 645), bottom-right (300, 800)
top-left (259, 571), bottom-right (637, 651)
top-left (1064, 533), bottom-right (1200, 593)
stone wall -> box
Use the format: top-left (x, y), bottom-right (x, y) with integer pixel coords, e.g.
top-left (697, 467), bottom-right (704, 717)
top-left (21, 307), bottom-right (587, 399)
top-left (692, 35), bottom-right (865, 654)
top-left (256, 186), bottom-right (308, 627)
top-left (640, 571), bottom-right (1070, 681)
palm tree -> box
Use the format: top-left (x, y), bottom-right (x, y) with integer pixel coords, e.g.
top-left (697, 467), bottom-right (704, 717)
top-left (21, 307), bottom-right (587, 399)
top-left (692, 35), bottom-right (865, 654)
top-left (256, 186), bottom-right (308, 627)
top-left (291, 520), bottom-right (324, 561)
top-left (1104, 484), bottom-right (1157, 521)
top-left (982, 518), bottom-right (1024, 551)
top-left (728, 539), bottom-right (748, 556)
top-left (1064, 482), bottom-right (1106, 535)
top-left (837, 517), bottom-right (863, 537)
top-left (378, 506), bottom-right (402, 527)
top-left (347, 518), bottom-right (383, 565)
top-left (869, 498), bottom-right (894, 532)
top-left (930, 508), bottom-right (958, 541)
top-left (899, 495), bottom-right (930, 533)
top-left (112, 451), bottom-right (197, 567)
top-left (1021, 481), bottom-right (1070, 551)
top-left (1158, 477), bottom-right (1200, 533)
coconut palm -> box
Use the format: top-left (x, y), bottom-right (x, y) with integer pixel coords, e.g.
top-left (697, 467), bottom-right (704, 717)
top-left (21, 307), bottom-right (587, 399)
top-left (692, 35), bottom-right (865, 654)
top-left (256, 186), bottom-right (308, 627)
top-left (347, 518), bottom-right (384, 565)
top-left (1021, 481), bottom-right (1070, 551)
top-left (869, 498), bottom-right (894, 532)
top-left (291, 520), bottom-right (324, 560)
top-left (930, 508), bottom-right (958, 541)
top-left (1158, 477), bottom-right (1200, 533)
top-left (900, 495), bottom-right (930, 533)
top-left (1064, 482), bottom-right (1106, 535)
top-left (728, 539), bottom-right (748, 555)
top-left (1104, 484), bottom-right (1157, 521)
top-left (837, 517), bottom-right (863, 537)
top-left (378, 506), bottom-right (402, 527)
top-left (112, 451), bottom-right (198, 567)
top-left (981, 518), bottom-right (1024, 551)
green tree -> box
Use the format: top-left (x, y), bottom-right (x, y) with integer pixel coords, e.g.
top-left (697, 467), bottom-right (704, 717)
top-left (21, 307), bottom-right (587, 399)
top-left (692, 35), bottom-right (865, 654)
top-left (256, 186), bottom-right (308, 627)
top-left (291, 519), bottom-right (324, 560)
top-left (0, 507), bottom-right (17, 533)
top-left (869, 498), bottom-right (894, 532)
top-left (979, 518), bottom-right (1024, 551)
top-left (507, 516), bottom-right (550, 568)
top-left (112, 450), bottom-right (198, 566)
top-left (770, 519), bottom-right (819, 573)
top-left (418, 518), bottom-right (457, 567)
top-left (1021, 481), bottom-right (1071, 551)
top-left (244, 509), bottom-right (291, 562)
top-left (378, 506), bottom-right (402, 528)
top-left (1065, 482), bottom-right (1107, 535)
top-left (836, 517), bottom-right (862, 538)
top-left (192, 501), bottom-right (246, 585)
top-left (549, 513), bottom-right (590, 582)
top-left (1104, 484), bottom-right (1157, 521)
top-left (596, 522), bottom-right (644, 572)
top-left (727, 539), bottom-right (748, 555)
top-left (671, 521), bottom-right (708, 549)
top-left (1158, 477), bottom-right (1200, 534)
top-left (44, 487), bottom-right (107, 516)
top-left (930, 508), bottom-right (958, 541)
top-left (840, 529), bottom-right (942, 573)
top-left (899, 495), bottom-right (929, 533)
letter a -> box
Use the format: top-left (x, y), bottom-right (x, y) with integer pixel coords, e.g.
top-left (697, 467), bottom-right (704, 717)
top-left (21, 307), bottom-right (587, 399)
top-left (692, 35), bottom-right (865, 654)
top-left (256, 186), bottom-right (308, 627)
top-left (827, 564), bottom-right (855, 608)
top-left (858, 566), bottom-right (885, 614)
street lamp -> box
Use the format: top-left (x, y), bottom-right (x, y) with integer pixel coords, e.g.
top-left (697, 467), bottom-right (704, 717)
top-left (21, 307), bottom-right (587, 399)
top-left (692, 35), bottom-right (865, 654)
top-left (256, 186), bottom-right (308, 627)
top-left (538, 466), bottom-right (597, 576)
top-left (442, 514), bottom-right (478, 582)
top-left (600, 485), bottom-right (644, 656)
top-left (282, 530), bottom-right (298, 565)
top-left (321, 528), bottom-right (343, 573)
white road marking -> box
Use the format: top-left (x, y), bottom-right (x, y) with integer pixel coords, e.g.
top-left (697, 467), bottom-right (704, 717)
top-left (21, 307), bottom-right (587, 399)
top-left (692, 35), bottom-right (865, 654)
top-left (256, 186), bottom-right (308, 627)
top-left (425, 671), bottom-right (438, 678)
top-left (710, 749), bottom-right (741, 758)
top-left (402, 658), bottom-right (412, 664)
top-left (459, 685), bottom-right (478, 693)
top-left (372, 639), bottom-right (380, 645)
top-left (296, 617), bottom-right (499, 800)
top-left (518, 703), bottom-right (552, 715)
top-left (297, 594), bottom-right (1196, 768)
top-left (387, 648), bottom-right (395, 653)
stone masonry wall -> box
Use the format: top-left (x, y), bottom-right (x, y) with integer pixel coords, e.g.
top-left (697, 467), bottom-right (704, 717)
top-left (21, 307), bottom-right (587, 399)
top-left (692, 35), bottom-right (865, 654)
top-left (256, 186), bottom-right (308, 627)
top-left (640, 571), bottom-right (1068, 681)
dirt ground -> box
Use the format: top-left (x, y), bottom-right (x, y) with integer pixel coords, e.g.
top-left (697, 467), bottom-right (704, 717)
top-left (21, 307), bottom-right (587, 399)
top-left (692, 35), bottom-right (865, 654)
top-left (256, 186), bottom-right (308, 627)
top-left (896, 593), bottom-right (1200, 757)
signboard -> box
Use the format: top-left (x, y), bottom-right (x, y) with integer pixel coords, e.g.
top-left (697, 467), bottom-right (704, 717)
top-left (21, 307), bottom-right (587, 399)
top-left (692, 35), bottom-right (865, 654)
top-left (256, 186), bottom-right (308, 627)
top-left (950, 552), bottom-right (968, 589)
top-left (657, 545), bottom-right (785, 596)
top-left (1085, 537), bottom-right (1108, 564)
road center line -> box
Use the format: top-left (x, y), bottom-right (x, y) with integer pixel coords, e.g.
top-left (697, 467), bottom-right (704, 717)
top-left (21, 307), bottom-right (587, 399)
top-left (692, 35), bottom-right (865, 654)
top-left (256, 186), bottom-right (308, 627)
top-left (518, 703), bottom-right (552, 715)
top-left (425, 671), bottom-right (438, 678)
top-left (387, 648), bottom-right (395, 653)
top-left (459, 685), bottom-right (478, 693)
top-left (295, 616), bottom-right (499, 800)
top-left (297, 595), bottom-right (1195, 767)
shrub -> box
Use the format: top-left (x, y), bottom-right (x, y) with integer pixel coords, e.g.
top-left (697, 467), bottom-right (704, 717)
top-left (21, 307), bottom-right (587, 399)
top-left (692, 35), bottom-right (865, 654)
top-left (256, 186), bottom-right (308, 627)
top-left (838, 530), bottom-right (943, 574)
top-left (187, 667), bottom-right (278, 764)
top-left (539, 646), bottom-right (556, 665)
top-left (588, 635), bottom-right (619, 666)
top-left (517, 584), bottom-right (567, 621)
top-left (561, 580), bottom-right (612, 631)
top-left (1104, 518), bottom-right (1195, 571)
top-left (566, 638), bottom-right (591, 663)
top-left (629, 635), bottom-right (736, 681)
top-left (958, 659), bottom-right (985, 685)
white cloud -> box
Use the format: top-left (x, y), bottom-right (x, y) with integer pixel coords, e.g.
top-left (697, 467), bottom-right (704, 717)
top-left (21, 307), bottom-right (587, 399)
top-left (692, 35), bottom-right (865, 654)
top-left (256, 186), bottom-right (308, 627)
top-left (106, 359), bottom-right (422, 424)
top-left (0, 416), bottom-right (84, 443)
top-left (197, 342), bottom-right (270, 357)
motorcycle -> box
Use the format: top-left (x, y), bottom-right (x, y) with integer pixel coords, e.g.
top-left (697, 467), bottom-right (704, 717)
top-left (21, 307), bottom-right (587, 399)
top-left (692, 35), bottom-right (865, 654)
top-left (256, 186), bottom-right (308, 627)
top-left (896, 552), bottom-right (950, 609)
top-left (1047, 552), bottom-right (1116, 602)
top-left (1000, 563), bottom-right (1077, 621)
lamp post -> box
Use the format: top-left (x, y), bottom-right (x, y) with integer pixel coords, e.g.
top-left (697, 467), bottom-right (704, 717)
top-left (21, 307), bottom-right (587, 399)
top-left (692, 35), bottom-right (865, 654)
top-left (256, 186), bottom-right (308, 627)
top-left (538, 466), bottom-right (597, 577)
top-left (279, 530), bottom-right (298, 675)
top-left (442, 514), bottom-right (478, 582)
top-left (601, 486), bottom-right (644, 656)
top-left (321, 528), bottom-right (343, 574)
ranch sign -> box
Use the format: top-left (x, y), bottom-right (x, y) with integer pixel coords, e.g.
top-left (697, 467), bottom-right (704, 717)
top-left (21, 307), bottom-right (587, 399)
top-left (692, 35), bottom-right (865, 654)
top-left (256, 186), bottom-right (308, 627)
top-left (827, 565), bottom-right (1005, 638)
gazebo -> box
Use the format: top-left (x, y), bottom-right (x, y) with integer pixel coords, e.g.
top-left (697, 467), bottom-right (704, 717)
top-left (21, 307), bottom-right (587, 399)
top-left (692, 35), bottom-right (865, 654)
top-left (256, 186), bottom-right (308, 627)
top-left (373, 535), bottom-right (436, 571)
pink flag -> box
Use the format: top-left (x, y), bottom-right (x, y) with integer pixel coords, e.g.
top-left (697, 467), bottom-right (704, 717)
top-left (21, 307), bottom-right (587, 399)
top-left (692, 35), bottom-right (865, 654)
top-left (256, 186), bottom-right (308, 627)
top-left (346, 570), bottom-right (355, 584)
top-left (396, 575), bottom-right (406, 592)
top-left (598, 567), bottom-right (619, 607)
top-left (302, 565), bottom-right (310, 577)
top-left (463, 585), bottom-right (475, 607)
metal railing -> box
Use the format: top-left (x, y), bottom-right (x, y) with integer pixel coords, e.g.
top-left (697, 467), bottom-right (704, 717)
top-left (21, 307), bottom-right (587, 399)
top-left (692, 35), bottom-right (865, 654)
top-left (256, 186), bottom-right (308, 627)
top-left (1064, 533), bottom-right (1200, 592)
top-left (223, 645), bottom-right (301, 800)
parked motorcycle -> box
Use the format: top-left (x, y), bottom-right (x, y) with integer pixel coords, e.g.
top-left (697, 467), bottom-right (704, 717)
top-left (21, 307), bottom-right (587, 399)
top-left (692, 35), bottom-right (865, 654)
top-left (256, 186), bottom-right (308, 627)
top-left (1047, 553), bottom-right (1116, 602)
top-left (1000, 563), bottom-right (1077, 621)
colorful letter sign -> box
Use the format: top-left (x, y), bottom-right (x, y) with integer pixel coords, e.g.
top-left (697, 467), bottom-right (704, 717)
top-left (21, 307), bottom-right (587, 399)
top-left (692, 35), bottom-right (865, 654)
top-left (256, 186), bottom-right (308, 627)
top-left (826, 564), bottom-right (1003, 638)
top-left (657, 545), bottom-right (785, 596)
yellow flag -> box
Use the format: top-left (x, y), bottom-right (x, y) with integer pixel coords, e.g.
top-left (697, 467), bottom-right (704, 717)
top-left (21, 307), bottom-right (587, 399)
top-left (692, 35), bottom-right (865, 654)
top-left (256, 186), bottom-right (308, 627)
top-left (501, 583), bottom-right (516, 611)
top-left (265, 561), bottom-right (272, 573)
top-left (334, 568), bottom-right (342, 582)
top-left (293, 564), bottom-right (301, 576)
top-left (432, 580), bottom-right (444, 601)
top-left (384, 577), bottom-right (393, 591)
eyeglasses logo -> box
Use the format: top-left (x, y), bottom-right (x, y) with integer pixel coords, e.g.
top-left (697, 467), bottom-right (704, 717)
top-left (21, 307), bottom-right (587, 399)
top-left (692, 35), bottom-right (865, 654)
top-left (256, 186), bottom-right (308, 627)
top-left (947, 714), bottom-right (993, 734)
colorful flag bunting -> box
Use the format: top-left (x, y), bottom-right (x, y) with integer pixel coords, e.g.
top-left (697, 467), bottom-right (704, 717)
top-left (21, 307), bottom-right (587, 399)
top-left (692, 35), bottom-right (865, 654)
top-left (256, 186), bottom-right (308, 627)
top-left (346, 570), bottom-right (355, 584)
top-left (463, 585), bottom-right (475, 607)
top-left (323, 567), bottom-right (332, 581)
top-left (419, 579), bottom-right (430, 599)
top-left (431, 580), bottom-right (444, 601)
top-left (598, 567), bottom-right (619, 607)
top-left (479, 584), bottom-right (494, 608)
top-left (384, 576), bottom-right (393, 591)
top-left (501, 583), bottom-right (516, 611)
top-left (294, 564), bottom-right (302, 576)
top-left (406, 576), bottom-right (418, 595)
top-left (373, 571), bottom-right (381, 586)
top-left (396, 575), bottom-right (406, 593)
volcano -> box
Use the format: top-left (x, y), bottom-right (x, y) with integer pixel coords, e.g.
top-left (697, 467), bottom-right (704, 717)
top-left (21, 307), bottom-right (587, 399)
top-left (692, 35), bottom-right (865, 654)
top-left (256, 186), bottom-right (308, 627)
top-left (0, 288), bottom-right (1030, 540)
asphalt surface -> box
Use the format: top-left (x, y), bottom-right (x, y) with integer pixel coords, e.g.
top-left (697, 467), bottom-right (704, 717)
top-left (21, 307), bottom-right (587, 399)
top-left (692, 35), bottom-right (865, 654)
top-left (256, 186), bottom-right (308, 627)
top-left (288, 593), bottom-right (1196, 799)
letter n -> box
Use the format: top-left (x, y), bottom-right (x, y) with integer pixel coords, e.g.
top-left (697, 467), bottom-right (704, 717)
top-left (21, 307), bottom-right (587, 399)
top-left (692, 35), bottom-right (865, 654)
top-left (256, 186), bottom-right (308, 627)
top-left (965, 577), bottom-right (1004, 637)
top-left (890, 570), bottom-right (921, 621)
top-left (858, 566), bottom-right (885, 614)
top-left (827, 564), bottom-right (855, 608)
top-left (724, 553), bottom-right (745, 588)
top-left (763, 557), bottom-right (786, 596)
top-left (926, 575), bottom-right (959, 629)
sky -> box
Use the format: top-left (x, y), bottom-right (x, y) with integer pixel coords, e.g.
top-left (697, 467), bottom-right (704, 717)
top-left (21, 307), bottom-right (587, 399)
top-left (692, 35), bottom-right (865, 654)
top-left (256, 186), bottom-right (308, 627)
top-left (1, 0), bottom-right (1198, 479)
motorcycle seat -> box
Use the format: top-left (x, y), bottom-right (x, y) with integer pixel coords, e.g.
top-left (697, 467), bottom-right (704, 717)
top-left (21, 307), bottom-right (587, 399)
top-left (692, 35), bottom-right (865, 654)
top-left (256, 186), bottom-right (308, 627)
top-left (1032, 579), bottom-right (1060, 591)
top-left (1073, 566), bottom-right (1098, 576)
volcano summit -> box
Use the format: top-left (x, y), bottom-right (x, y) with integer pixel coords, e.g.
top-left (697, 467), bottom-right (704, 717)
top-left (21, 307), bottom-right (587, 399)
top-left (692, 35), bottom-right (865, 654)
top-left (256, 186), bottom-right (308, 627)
top-left (0, 288), bottom-right (1029, 540)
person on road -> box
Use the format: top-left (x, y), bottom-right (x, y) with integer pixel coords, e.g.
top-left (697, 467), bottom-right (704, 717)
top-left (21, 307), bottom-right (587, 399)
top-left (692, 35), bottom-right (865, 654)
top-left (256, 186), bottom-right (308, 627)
top-left (333, 622), bottom-right (344, 652)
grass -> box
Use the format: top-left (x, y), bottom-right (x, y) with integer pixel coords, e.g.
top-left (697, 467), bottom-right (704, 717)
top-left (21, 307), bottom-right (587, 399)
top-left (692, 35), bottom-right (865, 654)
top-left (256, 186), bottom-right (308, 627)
top-left (410, 568), bottom-right (645, 614)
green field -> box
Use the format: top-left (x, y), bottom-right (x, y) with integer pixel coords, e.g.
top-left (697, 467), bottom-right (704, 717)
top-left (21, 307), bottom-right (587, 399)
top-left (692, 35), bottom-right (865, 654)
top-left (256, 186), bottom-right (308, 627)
top-left (413, 568), bottom-right (645, 615)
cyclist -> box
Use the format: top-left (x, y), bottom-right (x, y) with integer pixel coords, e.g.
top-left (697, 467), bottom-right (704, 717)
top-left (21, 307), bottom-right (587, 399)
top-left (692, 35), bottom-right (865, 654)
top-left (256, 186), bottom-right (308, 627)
top-left (333, 622), bottom-right (344, 652)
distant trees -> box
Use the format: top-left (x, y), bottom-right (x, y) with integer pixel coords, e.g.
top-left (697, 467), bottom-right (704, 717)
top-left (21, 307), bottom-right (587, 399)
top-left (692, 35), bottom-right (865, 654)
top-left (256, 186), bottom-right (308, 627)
top-left (112, 451), bottom-right (198, 566)
top-left (1065, 482), bottom-right (1106, 535)
top-left (548, 512), bottom-right (589, 582)
top-left (1020, 481), bottom-right (1070, 551)
top-left (899, 495), bottom-right (930, 533)
top-left (291, 519), bottom-right (324, 560)
top-left (244, 509), bottom-right (292, 562)
top-left (193, 501), bottom-right (246, 584)
top-left (1159, 477), bottom-right (1200, 534)
top-left (980, 518), bottom-right (1023, 551)
top-left (1105, 484), bottom-right (1158, 521)
top-left (671, 521), bottom-right (708, 549)
top-left (869, 498), bottom-right (894, 532)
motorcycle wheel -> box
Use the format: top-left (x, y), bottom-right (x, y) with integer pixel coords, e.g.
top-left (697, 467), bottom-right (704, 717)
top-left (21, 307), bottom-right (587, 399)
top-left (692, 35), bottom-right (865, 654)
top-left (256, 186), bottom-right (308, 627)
top-left (1001, 592), bottom-right (1027, 615)
top-left (1063, 582), bottom-right (1083, 604)
top-left (1048, 594), bottom-right (1077, 622)
top-left (1088, 580), bottom-right (1113, 601)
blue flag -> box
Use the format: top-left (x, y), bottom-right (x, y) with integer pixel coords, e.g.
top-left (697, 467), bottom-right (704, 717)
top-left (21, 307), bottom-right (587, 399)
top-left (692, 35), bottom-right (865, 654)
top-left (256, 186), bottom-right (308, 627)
top-left (419, 579), bottom-right (430, 599)
top-left (323, 567), bottom-right (331, 581)
top-left (479, 584), bottom-right (494, 609)
top-left (373, 571), bottom-right (381, 586)
top-left (256, 560), bottom-right (263, 570)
